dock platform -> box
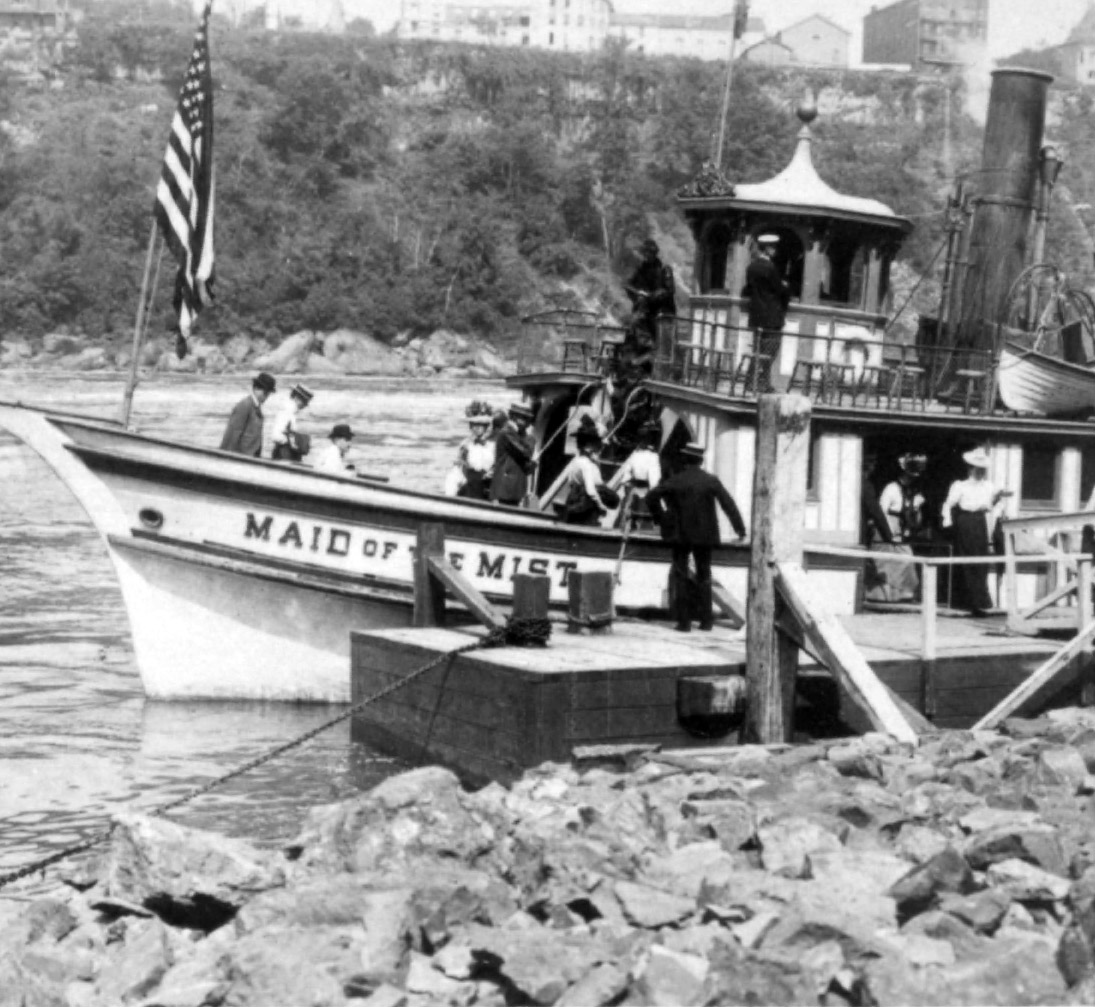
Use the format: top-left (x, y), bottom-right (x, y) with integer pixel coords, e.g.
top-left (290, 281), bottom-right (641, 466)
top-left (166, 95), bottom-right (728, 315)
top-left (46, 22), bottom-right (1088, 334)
top-left (350, 611), bottom-right (1087, 784)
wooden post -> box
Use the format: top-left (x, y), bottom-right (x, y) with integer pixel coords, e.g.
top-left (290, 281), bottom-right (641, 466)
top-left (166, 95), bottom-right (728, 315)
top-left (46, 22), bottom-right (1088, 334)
top-left (414, 523), bottom-right (447, 628)
top-left (1079, 557), bottom-right (1095, 707)
top-left (920, 563), bottom-right (938, 719)
top-left (745, 394), bottom-right (811, 743)
top-left (119, 222), bottom-right (162, 428)
top-left (1004, 523), bottom-right (1019, 633)
top-left (513, 574), bottom-right (551, 620)
top-left (567, 570), bottom-right (615, 634)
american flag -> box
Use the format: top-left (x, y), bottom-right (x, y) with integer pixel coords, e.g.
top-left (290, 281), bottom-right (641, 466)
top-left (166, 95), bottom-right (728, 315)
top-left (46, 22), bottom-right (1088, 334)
top-left (154, 1), bottom-right (215, 357)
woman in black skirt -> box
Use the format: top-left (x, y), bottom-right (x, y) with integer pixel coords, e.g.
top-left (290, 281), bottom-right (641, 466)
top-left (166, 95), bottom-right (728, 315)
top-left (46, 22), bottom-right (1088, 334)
top-left (941, 447), bottom-right (1009, 616)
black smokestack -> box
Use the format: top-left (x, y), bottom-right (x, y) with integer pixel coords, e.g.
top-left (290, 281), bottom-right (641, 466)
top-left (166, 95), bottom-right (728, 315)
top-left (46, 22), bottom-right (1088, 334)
top-left (955, 67), bottom-right (1052, 352)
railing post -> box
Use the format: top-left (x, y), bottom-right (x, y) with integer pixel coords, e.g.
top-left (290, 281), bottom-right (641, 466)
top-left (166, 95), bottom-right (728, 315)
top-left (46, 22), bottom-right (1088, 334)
top-left (1080, 557), bottom-right (1095, 707)
top-left (1004, 524), bottom-right (1019, 633)
top-left (920, 562), bottom-right (938, 719)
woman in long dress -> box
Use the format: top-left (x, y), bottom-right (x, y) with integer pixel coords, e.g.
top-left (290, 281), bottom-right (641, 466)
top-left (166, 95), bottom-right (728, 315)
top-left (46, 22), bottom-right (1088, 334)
top-left (871, 453), bottom-right (927, 603)
top-left (941, 447), bottom-right (1008, 616)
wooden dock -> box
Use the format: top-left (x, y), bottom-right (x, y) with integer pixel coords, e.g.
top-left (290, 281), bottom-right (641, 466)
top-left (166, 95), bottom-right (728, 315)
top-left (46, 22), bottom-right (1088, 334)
top-left (350, 611), bottom-right (1084, 784)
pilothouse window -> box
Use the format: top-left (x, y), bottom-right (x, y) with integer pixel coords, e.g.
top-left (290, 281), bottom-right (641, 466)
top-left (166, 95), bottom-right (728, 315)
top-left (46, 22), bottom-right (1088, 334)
top-left (821, 236), bottom-right (867, 307)
top-left (701, 222), bottom-right (732, 293)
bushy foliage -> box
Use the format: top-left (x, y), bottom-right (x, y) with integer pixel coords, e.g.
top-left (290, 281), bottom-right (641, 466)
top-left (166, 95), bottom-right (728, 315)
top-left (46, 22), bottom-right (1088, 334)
top-left (0, 12), bottom-right (1036, 347)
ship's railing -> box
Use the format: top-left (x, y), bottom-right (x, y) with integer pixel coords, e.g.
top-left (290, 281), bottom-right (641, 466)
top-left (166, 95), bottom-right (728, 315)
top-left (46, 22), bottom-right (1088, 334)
top-left (652, 316), bottom-right (995, 414)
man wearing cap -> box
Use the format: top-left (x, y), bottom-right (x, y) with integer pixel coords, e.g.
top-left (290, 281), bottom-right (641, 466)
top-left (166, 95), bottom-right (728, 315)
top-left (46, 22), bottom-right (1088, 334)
top-left (743, 234), bottom-right (791, 393)
top-left (220, 372), bottom-right (276, 457)
top-left (271, 384), bottom-right (314, 462)
top-left (314, 423), bottom-right (355, 475)
top-left (646, 442), bottom-right (746, 632)
top-left (623, 239), bottom-right (676, 372)
top-left (490, 402), bottom-right (536, 506)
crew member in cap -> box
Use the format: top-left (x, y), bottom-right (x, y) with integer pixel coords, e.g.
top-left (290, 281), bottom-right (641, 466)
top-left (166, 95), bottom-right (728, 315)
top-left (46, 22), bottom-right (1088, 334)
top-left (942, 446), bottom-right (1010, 617)
top-left (646, 442), bottom-right (746, 632)
top-left (220, 372), bottom-right (276, 457)
top-left (490, 401), bottom-right (536, 506)
top-left (271, 383), bottom-right (314, 462)
top-left (623, 238), bottom-right (676, 373)
top-left (314, 423), bottom-right (355, 475)
top-left (559, 422), bottom-right (614, 525)
top-left (446, 401), bottom-right (496, 499)
top-left (742, 233), bottom-right (791, 393)
top-left (608, 420), bottom-right (662, 530)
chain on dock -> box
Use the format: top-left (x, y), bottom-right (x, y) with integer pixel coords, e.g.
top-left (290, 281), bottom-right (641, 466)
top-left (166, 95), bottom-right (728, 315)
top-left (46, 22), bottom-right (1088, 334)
top-left (0, 616), bottom-right (551, 892)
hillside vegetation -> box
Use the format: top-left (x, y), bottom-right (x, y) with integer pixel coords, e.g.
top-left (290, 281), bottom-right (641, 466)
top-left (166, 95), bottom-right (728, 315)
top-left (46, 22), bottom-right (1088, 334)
top-left (1, 8), bottom-right (1094, 353)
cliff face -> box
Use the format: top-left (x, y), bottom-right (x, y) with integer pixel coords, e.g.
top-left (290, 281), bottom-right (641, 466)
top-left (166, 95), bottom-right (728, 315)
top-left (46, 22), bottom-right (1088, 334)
top-left (2, 27), bottom-right (1090, 357)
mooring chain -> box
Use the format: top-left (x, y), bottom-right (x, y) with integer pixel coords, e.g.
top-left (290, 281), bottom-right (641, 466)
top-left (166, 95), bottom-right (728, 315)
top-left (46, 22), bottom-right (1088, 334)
top-left (0, 621), bottom-right (550, 893)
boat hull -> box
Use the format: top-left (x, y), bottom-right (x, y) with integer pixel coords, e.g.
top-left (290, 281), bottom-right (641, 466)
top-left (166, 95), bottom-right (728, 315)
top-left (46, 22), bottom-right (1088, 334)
top-left (0, 402), bottom-right (860, 701)
top-left (997, 342), bottom-right (1095, 416)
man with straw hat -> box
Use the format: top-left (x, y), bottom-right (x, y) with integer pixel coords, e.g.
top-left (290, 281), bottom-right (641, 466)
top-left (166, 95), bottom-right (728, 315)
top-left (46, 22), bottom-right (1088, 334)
top-left (941, 446), bottom-right (1010, 616)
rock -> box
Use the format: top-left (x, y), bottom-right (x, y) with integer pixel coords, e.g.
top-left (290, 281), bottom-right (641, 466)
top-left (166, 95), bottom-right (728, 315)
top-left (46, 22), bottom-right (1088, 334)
top-left (91, 916), bottom-right (174, 1004)
top-left (555, 961), bottom-right (630, 1006)
top-left (614, 880), bottom-right (695, 928)
top-left (894, 823), bottom-right (952, 864)
top-left (304, 353), bottom-right (342, 374)
top-left (188, 342), bottom-right (229, 374)
top-left (1, 339), bottom-right (33, 364)
top-left (292, 766), bottom-right (495, 875)
top-left (98, 812), bottom-right (286, 930)
top-left (987, 858), bottom-right (1071, 903)
top-left (1035, 746), bottom-right (1089, 791)
top-left (633, 944), bottom-right (708, 1006)
top-left (877, 929), bottom-right (957, 967)
top-left (404, 951), bottom-right (474, 1000)
top-left (827, 741), bottom-right (884, 780)
top-left (42, 332), bottom-right (79, 355)
top-left (640, 841), bottom-right (738, 899)
top-left (681, 797), bottom-right (754, 851)
top-left (473, 346), bottom-right (509, 377)
top-left (938, 888), bottom-right (1012, 934)
top-left (252, 330), bottom-right (317, 373)
top-left (321, 329), bottom-right (405, 375)
top-left (57, 347), bottom-right (109, 371)
top-left (889, 846), bottom-right (976, 921)
top-left (756, 816), bottom-right (843, 878)
top-left (221, 333), bottom-right (255, 364)
top-left (702, 942), bottom-right (818, 1006)
top-left (963, 822), bottom-right (1067, 877)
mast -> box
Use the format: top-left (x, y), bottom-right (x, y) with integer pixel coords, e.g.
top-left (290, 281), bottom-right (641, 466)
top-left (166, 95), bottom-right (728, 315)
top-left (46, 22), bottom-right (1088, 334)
top-left (713, 0), bottom-right (748, 168)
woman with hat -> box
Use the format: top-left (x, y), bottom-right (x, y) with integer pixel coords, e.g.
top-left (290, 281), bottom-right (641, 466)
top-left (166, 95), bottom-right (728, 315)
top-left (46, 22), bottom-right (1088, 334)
top-left (869, 452), bottom-right (928, 603)
top-left (490, 401), bottom-right (536, 507)
top-left (559, 424), bottom-right (614, 525)
top-left (445, 401), bottom-right (496, 500)
top-left (942, 446), bottom-right (1010, 616)
top-left (314, 423), bottom-right (355, 475)
top-left (270, 383), bottom-right (314, 463)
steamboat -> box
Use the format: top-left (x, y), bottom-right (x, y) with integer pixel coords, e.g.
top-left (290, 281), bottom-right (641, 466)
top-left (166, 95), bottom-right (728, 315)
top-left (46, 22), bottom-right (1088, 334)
top-left (1, 67), bottom-right (1091, 703)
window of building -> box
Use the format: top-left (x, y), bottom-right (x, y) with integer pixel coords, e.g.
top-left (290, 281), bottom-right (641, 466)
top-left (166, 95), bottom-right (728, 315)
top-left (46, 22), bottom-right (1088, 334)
top-left (1022, 443), bottom-right (1060, 507)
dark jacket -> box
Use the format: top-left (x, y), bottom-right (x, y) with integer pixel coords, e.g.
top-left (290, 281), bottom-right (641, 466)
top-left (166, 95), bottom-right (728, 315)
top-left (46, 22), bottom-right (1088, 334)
top-left (626, 260), bottom-right (677, 318)
top-left (646, 466), bottom-right (746, 546)
top-left (743, 255), bottom-right (789, 332)
top-left (220, 395), bottom-right (264, 457)
top-left (490, 426), bottom-right (535, 504)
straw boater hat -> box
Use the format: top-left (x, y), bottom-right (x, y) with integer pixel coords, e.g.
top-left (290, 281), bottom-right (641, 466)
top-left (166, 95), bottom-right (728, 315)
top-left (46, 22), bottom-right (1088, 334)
top-left (962, 447), bottom-right (991, 469)
top-left (290, 383), bottom-right (314, 405)
top-left (757, 233), bottom-right (780, 246)
top-left (898, 452), bottom-right (927, 474)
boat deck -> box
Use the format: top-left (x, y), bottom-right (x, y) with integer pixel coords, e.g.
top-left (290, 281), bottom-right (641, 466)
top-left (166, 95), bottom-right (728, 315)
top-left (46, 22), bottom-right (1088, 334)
top-left (349, 609), bottom-right (1085, 784)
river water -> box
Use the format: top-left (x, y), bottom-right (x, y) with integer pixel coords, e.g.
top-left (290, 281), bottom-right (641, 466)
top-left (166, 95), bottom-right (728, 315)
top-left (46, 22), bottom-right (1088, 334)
top-left (0, 373), bottom-right (517, 894)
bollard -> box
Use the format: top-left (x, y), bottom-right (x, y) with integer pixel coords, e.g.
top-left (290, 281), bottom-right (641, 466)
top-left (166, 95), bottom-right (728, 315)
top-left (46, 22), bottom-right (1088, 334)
top-left (567, 571), bottom-right (615, 634)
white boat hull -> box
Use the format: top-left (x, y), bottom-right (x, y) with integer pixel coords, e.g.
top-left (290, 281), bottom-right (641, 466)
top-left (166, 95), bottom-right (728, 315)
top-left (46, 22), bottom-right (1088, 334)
top-left (997, 342), bottom-right (1095, 416)
top-left (0, 402), bottom-right (860, 701)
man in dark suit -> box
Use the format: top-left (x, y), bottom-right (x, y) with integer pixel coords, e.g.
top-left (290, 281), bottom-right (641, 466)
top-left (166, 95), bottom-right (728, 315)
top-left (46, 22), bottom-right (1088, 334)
top-left (220, 372), bottom-right (276, 457)
top-left (490, 402), bottom-right (536, 506)
top-left (743, 234), bottom-right (790, 393)
top-left (646, 442), bottom-right (747, 632)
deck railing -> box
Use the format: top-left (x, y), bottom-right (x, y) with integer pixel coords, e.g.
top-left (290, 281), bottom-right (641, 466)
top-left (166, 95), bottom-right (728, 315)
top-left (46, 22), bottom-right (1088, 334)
top-left (515, 310), bottom-right (995, 414)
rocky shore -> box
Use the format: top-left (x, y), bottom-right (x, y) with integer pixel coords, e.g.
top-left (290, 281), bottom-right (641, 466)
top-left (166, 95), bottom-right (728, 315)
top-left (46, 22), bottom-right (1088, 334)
top-left (7, 711), bottom-right (1095, 1006)
top-left (0, 328), bottom-right (516, 380)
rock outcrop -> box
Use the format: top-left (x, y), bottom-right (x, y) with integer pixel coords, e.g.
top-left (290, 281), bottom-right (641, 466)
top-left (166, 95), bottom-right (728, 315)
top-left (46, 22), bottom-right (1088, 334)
top-left (9, 712), bottom-right (1095, 1005)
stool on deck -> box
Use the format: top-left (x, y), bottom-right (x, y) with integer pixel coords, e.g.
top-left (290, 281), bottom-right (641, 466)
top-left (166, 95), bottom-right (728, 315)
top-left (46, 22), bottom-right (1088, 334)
top-left (852, 364), bottom-right (887, 407)
top-left (789, 360), bottom-right (829, 401)
top-left (734, 353), bottom-right (774, 396)
top-left (672, 341), bottom-right (705, 385)
top-left (951, 369), bottom-right (987, 414)
top-left (561, 339), bottom-right (590, 372)
top-left (705, 347), bottom-right (735, 393)
top-left (888, 363), bottom-right (926, 411)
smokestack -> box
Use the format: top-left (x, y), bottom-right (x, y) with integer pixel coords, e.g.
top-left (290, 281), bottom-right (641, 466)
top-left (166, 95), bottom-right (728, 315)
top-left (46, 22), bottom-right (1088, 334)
top-left (955, 67), bottom-right (1052, 353)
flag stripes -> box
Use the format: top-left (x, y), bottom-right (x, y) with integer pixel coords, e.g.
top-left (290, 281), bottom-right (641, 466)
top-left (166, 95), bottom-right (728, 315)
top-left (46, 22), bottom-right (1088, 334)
top-left (154, 1), bottom-right (215, 348)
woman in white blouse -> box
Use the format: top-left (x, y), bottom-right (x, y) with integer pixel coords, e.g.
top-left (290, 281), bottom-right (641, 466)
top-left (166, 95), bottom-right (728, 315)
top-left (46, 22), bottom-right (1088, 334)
top-left (941, 447), bottom-right (1008, 616)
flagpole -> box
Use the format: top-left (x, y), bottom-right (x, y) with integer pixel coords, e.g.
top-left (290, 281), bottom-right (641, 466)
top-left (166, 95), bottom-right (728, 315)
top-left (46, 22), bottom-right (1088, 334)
top-left (713, 28), bottom-right (741, 169)
top-left (119, 222), bottom-right (161, 427)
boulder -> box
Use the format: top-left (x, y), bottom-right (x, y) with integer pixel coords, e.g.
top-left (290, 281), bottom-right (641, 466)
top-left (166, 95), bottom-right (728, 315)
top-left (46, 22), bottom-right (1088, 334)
top-left (221, 333), bottom-right (255, 365)
top-left (987, 857), bottom-right (1071, 903)
top-left (963, 822), bottom-right (1067, 876)
top-left (613, 880), bottom-right (695, 928)
top-left (889, 846), bottom-right (976, 921)
top-left (252, 330), bottom-right (317, 374)
top-left (97, 812), bottom-right (286, 930)
top-left (322, 329), bottom-right (404, 376)
top-left (42, 332), bottom-right (79, 355)
top-left (633, 944), bottom-right (708, 1007)
top-left (756, 816), bottom-right (843, 878)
